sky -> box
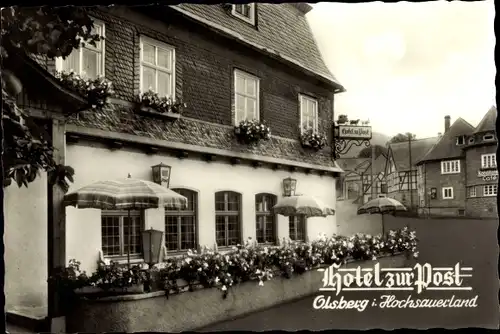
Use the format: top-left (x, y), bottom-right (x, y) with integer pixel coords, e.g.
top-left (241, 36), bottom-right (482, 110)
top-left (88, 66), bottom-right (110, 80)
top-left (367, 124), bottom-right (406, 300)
top-left (307, 0), bottom-right (496, 139)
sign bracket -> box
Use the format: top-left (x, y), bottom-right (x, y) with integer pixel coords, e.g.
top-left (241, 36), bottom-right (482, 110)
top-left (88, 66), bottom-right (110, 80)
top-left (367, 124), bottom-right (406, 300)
top-left (332, 121), bottom-right (373, 160)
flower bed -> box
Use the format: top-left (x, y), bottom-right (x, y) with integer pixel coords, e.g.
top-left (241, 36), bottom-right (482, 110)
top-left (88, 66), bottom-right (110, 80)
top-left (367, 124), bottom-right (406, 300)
top-left (66, 254), bottom-right (409, 333)
top-left (55, 71), bottom-right (113, 109)
top-left (234, 119), bottom-right (271, 145)
top-left (53, 227), bottom-right (417, 297)
top-left (59, 228), bottom-right (417, 331)
top-left (136, 89), bottom-right (186, 118)
top-left (300, 129), bottom-right (327, 151)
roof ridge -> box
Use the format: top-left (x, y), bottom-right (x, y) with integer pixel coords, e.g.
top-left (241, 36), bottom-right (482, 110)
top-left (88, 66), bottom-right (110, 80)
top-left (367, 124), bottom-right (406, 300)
top-left (454, 117), bottom-right (475, 129)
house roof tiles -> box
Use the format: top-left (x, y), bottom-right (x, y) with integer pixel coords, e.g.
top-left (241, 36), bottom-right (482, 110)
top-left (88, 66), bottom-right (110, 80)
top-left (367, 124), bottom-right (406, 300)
top-left (170, 3), bottom-right (343, 90)
top-left (473, 105), bottom-right (497, 134)
top-left (391, 137), bottom-right (439, 169)
top-left (417, 118), bottom-right (475, 163)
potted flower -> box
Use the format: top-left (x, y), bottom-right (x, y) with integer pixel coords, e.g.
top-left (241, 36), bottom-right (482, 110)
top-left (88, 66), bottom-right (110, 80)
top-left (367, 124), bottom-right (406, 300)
top-left (234, 119), bottom-right (271, 145)
top-left (55, 71), bottom-right (114, 109)
top-left (136, 89), bottom-right (187, 119)
top-left (336, 114), bottom-right (348, 125)
top-left (300, 128), bottom-right (327, 151)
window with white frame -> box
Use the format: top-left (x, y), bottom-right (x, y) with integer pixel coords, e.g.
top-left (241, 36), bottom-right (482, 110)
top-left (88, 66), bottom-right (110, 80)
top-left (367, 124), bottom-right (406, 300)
top-left (255, 193), bottom-right (277, 244)
top-left (165, 189), bottom-right (197, 252)
top-left (300, 94), bottom-right (318, 133)
top-left (215, 191), bottom-right (242, 247)
top-left (289, 216), bottom-right (306, 242)
top-left (101, 210), bottom-right (142, 257)
top-left (234, 69), bottom-right (259, 124)
top-left (481, 153), bottom-right (497, 169)
top-left (441, 160), bottom-right (460, 174)
top-left (231, 3), bottom-right (256, 25)
top-left (483, 134), bottom-right (495, 141)
top-left (467, 186), bottom-right (477, 198)
top-left (456, 136), bottom-right (465, 145)
top-left (140, 36), bottom-right (175, 98)
top-left (56, 19), bottom-right (105, 79)
top-left (483, 184), bottom-right (497, 197)
top-left (442, 187), bottom-right (454, 199)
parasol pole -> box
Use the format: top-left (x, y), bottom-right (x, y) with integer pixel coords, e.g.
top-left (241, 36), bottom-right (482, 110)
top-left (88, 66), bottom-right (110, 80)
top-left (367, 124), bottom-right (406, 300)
top-left (127, 209), bottom-right (131, 269)
top-left (381, 213), bottom-right (385, 236)
top-left (127, 173), bottom-right (131, 269)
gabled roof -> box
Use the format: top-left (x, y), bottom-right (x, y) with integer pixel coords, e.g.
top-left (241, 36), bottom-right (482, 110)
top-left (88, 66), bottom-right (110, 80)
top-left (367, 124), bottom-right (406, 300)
top-left (337, 158), bottom-right (370, 174)
top-left (371, 153), bottom-right (388, 175)
top-left (417, 118), bottom-right (475, 163)
top-left (391, 137), bottom-right (439, 170)
top-left (473, 105), bottom-right (497, 134)
top-left (170, 4), bottom-right (344, 91)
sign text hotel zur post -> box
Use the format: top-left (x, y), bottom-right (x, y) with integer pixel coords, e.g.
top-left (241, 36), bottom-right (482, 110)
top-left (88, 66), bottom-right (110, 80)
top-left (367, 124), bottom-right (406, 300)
top-left (312, 262), bottom-right (478, 312)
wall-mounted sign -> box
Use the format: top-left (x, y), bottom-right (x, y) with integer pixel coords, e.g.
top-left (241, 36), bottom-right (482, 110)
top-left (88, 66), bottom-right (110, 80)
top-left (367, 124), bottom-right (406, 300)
top-left (335, 125), bottom-right (372, 140)
top-left (477, 169), bottom-right (498, 181)
top-left (430, 188), bottom-right (437, 199)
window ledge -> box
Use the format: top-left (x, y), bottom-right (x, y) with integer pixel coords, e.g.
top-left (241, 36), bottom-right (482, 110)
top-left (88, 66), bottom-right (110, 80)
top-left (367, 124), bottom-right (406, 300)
top-left (136, 105), bottom-right (181, 120)
top-left (104, 257), bottom-right (145, 265)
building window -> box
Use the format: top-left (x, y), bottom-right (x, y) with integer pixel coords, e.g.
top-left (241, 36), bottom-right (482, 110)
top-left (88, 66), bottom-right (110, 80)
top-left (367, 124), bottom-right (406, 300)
top-left (101, 210), bottom-right (142, 257)
top-left (442, 187), bottom-right (454, 199)
top-left (300, 94), bottom-right (318, 133)
top-left (456, 136), bottom-right (465, 145)
top-left (483, 134), bottom-right (495, 141)
top-left (255, 194), bottom-right (277, 244)
top-left (140, 36), bottom-right (175, 98)
top-left (481, 153), bottom-right (497, 169)
top-left (215, 191), bottom-right (242, 247)
top-left (467, 186), bottom-right (476, 198)
top-left (468, 137), bottom-right (475, 144)
top-left (165, 189), bottom-right (197, 252)
top-left (483, 184), bottom-right (497, 197)
top-left (234, 69), bottom-right (259, 124)
top-left (231, 3), bottom-right (256, 25)
top-left (56, 19), bottom-right (105, 79)
top-left (441, 160), bottom-right (460, 174)
top-left (289, 216), bottom-right (306, 242)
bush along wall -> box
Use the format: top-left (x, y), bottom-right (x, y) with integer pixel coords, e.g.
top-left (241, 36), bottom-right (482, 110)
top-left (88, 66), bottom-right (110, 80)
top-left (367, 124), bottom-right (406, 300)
top-left (50, 227), bottom-right (418, 300)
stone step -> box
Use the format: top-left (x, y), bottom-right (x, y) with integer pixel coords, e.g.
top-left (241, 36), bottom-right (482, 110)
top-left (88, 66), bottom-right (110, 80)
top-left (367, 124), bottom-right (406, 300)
top-left (5, 311), bottom-right (47, 333)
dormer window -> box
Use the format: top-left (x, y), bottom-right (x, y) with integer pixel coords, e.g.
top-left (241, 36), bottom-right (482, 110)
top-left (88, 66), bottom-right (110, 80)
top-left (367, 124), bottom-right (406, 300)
top-left (483, 134), bottom-right (495, 141)
top-left (456, 135), bottom-right (465, 145)
top-left (469, 137), bottom-right (475, 144)
top-left (232, 4), bottom-right (256, 25)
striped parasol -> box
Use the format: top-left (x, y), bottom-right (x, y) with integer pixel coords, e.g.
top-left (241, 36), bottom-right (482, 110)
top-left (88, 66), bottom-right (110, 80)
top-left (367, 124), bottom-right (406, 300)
top-left (63, 176), bottom-right (188, 267)
top-left (357, 197), bottom-right (407, 215)
top-left (272, 195), bottom-right (335, 218)
top-left (357, 197), bottom-right (407, 235)
top-left (63, 178), bottom-right (188, 210)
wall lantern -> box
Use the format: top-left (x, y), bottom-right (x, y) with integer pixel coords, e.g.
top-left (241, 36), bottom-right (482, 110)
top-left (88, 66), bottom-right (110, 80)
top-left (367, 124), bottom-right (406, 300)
top-left (151, 163), bottom-right (171, 188)
top-left (430, 188), bottom-right (437, 199)
top-left (282, 177), bottom-right (297, 197)
top-left (142, 227), bottom-right (164, 266)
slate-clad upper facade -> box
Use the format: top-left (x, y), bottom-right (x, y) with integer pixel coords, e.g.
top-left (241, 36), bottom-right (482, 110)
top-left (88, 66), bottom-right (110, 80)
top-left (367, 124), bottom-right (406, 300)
top-left (29, 4), bottom-right (344, 170)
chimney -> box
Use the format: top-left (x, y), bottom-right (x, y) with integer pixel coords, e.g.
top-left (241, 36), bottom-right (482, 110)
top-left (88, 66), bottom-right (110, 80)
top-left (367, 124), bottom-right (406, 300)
top-left (444, 115), bottom-right (451, 133)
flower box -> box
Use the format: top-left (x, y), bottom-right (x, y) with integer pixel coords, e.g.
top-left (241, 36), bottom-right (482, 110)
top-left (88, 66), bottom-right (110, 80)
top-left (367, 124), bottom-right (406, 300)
top-left (75, 283), bottom-right (145, 296)
top-left (234, 120), bottom-right (271, 145)
top-left (55, 71), bottom-right (114, 109)
top-left (66, 254), bottom-right (407, 333)
top-left (300, 129), bottom-right (327, 151)
top-left (136, 105), bottom-right (181, 120)
top-left (135, 89), bottom-right (186, 120)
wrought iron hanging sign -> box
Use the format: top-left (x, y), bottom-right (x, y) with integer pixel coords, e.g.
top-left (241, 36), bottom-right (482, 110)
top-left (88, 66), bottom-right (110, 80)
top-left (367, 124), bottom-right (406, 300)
top-left (332, 114), bottom-right (372, 159)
